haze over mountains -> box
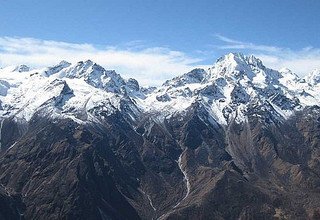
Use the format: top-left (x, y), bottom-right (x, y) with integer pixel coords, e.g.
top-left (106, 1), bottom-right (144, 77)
top-left (0, 53), bottom-right (320, 219)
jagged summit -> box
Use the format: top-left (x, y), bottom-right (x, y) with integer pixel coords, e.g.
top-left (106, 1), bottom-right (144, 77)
top-left (208, 53), bottom-right (272, 82)
top-left (306, 69), bottom-right (320, 85)
top-left (162, 53), bottom-right (268, 89)
top-left (13, 64), bottom-right (30, 73)
top-left (141, 53), bottom-right (320, 124)
top-left (43, 60), bottom-right (71, 77)
top-left (162, 68), bottom-right (207, 87)
top-left (0, 54), bottom-right (319, 125)
top-left (41, 59), bottom-right (141, 94)
top-left (214, 53), bottom-right (265, 71)
top-left (59, 60), bottom-right (71, 66)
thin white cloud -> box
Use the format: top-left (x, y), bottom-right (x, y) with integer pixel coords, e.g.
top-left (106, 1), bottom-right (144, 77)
top-left (215, 34), bottom-right (282, 53)
top-left (0, 37), bottom-right (205, 86)
top-left (215, 34), bottom-right (320, 76)
top-left (1, 35), bottom-right (320, 85)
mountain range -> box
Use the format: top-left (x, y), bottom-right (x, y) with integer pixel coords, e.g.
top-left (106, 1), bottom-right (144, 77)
top-left (0, 53), bottom-right (320, 219)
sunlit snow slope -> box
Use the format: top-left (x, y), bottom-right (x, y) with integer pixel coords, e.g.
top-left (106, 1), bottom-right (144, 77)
top-left (0, 53), bottom-right (319, 126)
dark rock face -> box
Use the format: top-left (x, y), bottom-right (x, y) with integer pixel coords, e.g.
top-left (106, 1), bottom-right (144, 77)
top-left (127, 78), bottom-right (140, 91)
top-left (0, 184), bottom-right (22, 220)
top-left (0, 115), bottom-right (141, 220)
top-left (0, 105), bottom-right (320, 220)
top-left (0, 118), bottom-right (28, 151)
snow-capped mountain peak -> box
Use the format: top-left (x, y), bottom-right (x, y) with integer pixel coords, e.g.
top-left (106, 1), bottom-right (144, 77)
top-left (162, 68), bottom-right (207, 87)
top-left (0, 54), bottom-right (319, 127)
top-left (306, 69), bottom-right (320, 85)
top-left (63, 59), bottom-right (99, 78)
top-left (141, 53), bottom-right (320, 125)
top-left (279, 68), bottom-right (301, 84)
top-left (208, 53), bottom-right (269, 82)
top-left (43, 60), bottom-right (71, 77)
top-left (13, 64), bottom-right (30, 73)
top-left (43, 60), bottom-right (127, 94)
top-left (0, 64), bottom-right (31, 73)
top-left (214, 53), bottom-right (265, 70)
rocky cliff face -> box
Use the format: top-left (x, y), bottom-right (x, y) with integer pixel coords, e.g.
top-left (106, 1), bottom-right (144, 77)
top-left (0, 53), bottom-right (320, 219)
top-left (0, 184), bottom-right (22, 220)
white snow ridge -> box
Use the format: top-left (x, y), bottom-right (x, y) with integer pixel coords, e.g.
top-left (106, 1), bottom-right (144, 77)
top-left (0, 53), bottom-right (320, 126)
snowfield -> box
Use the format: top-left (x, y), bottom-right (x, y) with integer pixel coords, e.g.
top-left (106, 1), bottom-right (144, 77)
top-left (0, 53), bottom-right (320, 126)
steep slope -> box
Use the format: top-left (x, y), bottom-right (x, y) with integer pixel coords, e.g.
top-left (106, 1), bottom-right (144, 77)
top-left (0, 53), bottom-right (320, 219)
top-left (141, 53), bottom-right (318, 125)
top-left (0, 184), bottom-right (22, 220)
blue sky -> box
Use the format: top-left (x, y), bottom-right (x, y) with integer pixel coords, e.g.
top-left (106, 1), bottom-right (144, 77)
top-left (0, 0), bottom-right (320, 85)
